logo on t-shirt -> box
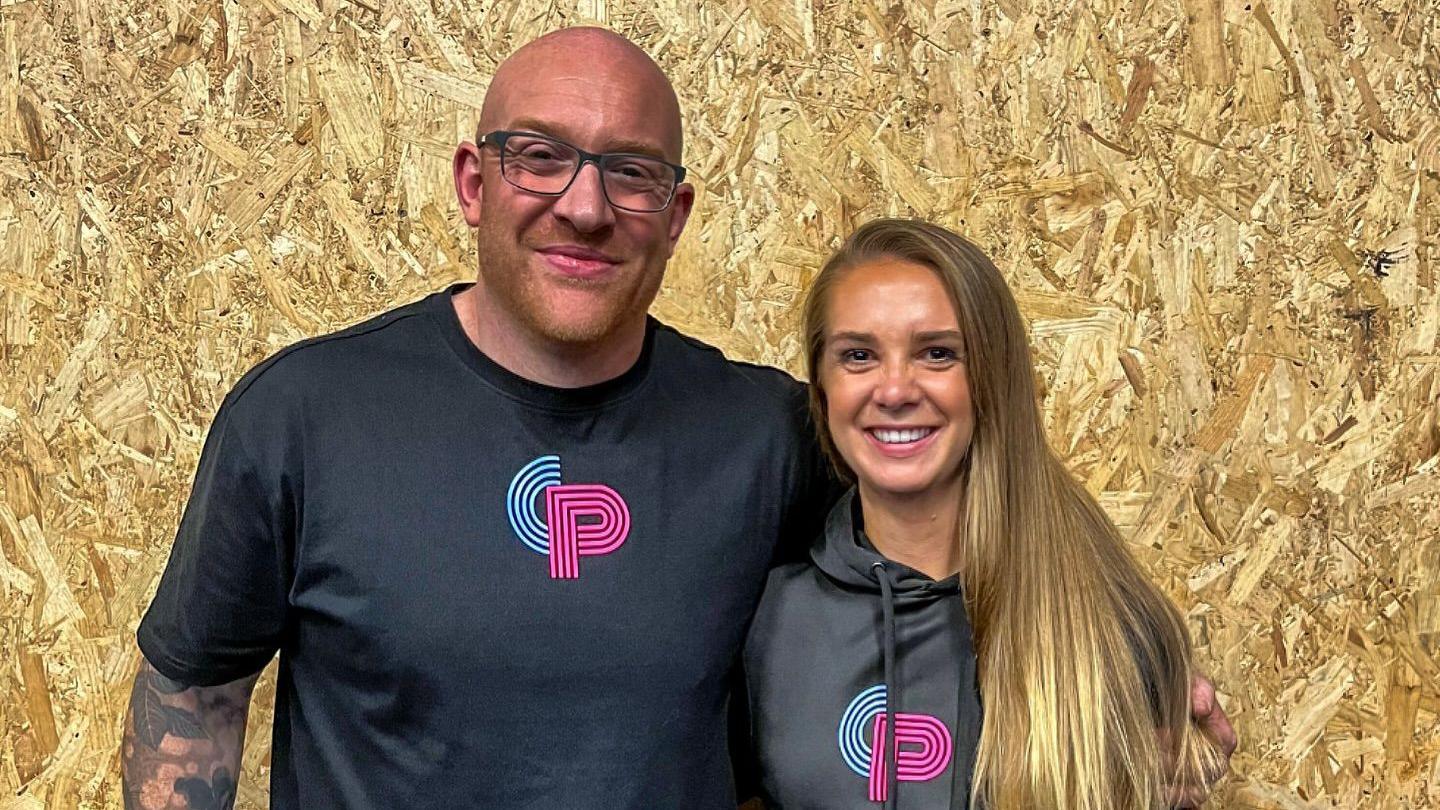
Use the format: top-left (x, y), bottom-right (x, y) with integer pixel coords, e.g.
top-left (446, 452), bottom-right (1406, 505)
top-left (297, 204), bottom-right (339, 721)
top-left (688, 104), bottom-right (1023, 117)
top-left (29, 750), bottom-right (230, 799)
top-left (838, 684), bottom-right (953, 802)
top-left (505, 455), bottom-right (631, 579)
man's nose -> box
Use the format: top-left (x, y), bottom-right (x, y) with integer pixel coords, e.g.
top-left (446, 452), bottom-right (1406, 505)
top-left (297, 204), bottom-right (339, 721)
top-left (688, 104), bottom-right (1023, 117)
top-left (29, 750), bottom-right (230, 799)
top-left (551, 162), bottom-right (616, 233)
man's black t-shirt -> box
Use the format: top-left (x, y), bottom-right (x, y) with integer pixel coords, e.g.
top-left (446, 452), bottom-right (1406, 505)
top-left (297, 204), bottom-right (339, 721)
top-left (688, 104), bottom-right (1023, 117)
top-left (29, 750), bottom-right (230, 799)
top-left (137, 283), bottom-right (832, 809)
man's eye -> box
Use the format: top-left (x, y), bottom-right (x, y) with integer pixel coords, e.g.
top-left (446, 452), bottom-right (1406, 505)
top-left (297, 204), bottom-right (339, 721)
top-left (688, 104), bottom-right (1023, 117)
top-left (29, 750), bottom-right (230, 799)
top-left (605, 160), bottom-right (669, 188)
top-left (610, 162), bottom-right (650, 179)
top-left (518, 146), bottom-right (562, 161)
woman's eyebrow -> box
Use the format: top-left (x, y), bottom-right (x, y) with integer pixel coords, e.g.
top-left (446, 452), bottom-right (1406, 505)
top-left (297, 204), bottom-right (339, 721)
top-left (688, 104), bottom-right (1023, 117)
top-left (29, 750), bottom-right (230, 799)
top-left (914, 329), bottom-right (964, 342)
top-left (828, 331), bottom-right (874, 343)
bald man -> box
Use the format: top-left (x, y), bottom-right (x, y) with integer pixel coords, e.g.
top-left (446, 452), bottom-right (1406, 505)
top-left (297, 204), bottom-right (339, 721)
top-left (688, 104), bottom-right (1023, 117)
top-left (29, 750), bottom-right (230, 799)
top-left (123, 28), bottom-right (831, 810)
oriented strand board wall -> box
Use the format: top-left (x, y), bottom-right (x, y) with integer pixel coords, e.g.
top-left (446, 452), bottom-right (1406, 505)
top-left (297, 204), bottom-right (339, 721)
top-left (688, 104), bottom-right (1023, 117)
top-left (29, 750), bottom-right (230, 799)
top-left (1, 0), bottom-right (1437, 806)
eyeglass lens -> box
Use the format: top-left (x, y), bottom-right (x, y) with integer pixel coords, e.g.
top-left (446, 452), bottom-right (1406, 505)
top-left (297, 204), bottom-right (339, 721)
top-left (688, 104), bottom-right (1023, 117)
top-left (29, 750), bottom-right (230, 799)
top-left (499, 134), bottom-right (677, 212)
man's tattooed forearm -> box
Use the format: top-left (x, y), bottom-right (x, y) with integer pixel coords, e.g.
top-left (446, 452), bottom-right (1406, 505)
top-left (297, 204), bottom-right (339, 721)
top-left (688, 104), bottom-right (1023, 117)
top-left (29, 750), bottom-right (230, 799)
top-left (173, 767), bottom-right (238, 810)
top-left (128, 667), bottom-right (209, 750)
top-left (121, 660), bottom-right (256, 810)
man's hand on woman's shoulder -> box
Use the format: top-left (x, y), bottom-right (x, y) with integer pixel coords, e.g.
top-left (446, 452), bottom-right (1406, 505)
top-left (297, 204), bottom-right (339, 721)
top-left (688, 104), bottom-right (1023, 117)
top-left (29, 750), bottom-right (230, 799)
top-left (1169, 674), bottom-right (1239, 808)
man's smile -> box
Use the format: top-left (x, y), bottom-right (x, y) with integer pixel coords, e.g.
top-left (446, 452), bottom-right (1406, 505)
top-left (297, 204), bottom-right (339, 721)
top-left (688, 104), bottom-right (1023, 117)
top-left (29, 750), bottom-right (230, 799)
top-left (535, 244), bottom-right (622, 280)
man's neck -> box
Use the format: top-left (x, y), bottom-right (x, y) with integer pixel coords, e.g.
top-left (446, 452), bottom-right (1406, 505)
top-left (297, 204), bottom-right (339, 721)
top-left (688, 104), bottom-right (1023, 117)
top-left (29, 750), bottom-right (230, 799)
top-left (451, 283), bottom-right (646, 389)
top-left (857, 481), bottom-right (963, 581)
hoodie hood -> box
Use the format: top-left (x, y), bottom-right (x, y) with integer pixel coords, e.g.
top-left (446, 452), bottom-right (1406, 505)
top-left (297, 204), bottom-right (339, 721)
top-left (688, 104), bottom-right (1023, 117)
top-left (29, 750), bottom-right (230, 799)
top-left (811, 489), bottom-right (963, 604)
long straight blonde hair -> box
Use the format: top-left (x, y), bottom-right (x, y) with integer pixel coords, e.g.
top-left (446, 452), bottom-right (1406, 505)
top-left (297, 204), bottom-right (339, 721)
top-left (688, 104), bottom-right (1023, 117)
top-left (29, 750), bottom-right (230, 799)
top-left (803, 218), bottom-right (1221, 809)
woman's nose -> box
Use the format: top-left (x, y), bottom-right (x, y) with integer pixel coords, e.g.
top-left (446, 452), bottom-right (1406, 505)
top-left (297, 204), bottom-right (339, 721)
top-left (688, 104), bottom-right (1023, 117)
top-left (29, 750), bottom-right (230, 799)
top-left (872, 363), bottom-right (921, 409)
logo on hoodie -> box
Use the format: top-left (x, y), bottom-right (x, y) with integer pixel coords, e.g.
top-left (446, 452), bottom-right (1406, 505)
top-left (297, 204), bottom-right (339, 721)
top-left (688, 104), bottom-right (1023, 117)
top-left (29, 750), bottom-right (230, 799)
top-left (506, 455), bottom-right (631, 579)
top-left (838, 684), bottom-right (953, 802)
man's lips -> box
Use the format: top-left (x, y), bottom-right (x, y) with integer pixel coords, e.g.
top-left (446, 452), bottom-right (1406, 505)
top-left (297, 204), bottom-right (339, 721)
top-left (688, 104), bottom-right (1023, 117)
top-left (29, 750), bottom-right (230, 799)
top-left (535, 245), bottom-right (621, 279)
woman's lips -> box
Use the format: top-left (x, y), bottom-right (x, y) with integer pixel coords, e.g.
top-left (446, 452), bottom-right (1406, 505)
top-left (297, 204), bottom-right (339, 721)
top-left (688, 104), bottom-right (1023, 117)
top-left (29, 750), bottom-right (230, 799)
top-left (863, 426), bottom-right (941, 458)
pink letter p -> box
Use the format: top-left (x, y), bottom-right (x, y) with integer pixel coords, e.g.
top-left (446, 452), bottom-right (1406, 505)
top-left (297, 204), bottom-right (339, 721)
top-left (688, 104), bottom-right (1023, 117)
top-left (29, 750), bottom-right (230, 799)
top-left (867, 713), bottom-right (954, 802)
top-left (544, 484), bottom-right (630, 579)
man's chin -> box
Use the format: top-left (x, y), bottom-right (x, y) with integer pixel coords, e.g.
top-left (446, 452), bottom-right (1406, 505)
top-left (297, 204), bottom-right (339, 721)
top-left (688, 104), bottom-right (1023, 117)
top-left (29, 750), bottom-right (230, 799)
top-left (524, 299), bottom-right (633, 345)
top-left (533, 320), bottom-right (619, 345)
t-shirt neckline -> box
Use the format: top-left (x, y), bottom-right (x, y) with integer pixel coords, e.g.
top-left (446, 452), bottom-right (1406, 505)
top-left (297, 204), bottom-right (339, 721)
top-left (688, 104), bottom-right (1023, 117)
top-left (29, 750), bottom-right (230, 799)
top-left (426, 282), bottom-right (657, 411)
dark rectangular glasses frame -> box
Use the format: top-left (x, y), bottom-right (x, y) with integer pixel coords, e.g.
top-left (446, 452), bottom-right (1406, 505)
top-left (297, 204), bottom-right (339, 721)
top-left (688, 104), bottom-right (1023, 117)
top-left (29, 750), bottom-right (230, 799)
top-left (480, 129), bottom-right (687, 213)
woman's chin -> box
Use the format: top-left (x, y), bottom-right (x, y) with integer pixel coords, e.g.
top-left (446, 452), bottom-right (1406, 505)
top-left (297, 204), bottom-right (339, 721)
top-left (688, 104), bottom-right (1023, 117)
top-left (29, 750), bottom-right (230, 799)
top-left (856, 473), bottom-right (944, 500)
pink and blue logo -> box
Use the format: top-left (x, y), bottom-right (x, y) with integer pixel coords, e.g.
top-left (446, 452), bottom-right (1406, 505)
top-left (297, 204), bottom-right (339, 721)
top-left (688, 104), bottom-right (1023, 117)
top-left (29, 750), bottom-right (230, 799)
top-left (506, 455), bottom-right (631, 579)
top-left (838, 685), bottom-right (953, 802)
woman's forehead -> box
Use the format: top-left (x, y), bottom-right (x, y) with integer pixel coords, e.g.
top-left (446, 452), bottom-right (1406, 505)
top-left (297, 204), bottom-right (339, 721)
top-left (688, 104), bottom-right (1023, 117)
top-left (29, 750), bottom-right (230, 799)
top-left (826, 259), bottom-right (961, 332)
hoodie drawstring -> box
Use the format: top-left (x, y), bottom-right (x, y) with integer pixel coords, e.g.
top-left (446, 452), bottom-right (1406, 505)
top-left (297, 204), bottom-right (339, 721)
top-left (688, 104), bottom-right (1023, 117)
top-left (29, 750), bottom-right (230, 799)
top-left (872, 561), bottom-right (900, 810)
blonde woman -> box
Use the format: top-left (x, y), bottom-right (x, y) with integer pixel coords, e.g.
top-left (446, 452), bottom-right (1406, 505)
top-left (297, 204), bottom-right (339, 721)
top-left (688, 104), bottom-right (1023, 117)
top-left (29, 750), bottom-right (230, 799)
top-left (742, 219), bottom-right (1234, 809)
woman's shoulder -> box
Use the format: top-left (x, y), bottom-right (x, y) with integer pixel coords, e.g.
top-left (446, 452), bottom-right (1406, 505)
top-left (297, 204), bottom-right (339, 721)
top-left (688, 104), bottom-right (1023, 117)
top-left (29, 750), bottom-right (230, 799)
top-left (748, 561), bottom-right (827, 635)
top-left (762, 558), bottom-right (818, 587)
top-left (750, 560), bottom-right (825, 629)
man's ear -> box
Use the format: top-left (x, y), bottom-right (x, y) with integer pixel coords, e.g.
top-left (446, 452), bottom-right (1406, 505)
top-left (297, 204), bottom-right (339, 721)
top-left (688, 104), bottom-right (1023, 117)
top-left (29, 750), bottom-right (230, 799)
top-left (665, 182), bottom-right (695, 257)
top-left (454, 141), bottom-right (484, 227)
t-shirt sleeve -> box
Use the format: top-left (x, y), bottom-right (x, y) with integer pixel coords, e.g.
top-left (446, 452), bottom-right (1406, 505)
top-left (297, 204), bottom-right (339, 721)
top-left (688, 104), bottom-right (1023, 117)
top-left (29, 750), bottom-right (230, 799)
top-left (136, 401), bottom-right (294, 687)
top-left (774, 388), bottom-right (844, 565)
top-left (727, 661), bottom-right (761, 803)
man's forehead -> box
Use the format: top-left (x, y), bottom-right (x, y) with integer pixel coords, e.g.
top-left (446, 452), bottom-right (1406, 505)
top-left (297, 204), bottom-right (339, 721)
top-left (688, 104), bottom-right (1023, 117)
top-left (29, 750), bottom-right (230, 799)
top-left (481, 30), bottom-right (683, 161)
top-left (486, 79), bottom-right (681, 160)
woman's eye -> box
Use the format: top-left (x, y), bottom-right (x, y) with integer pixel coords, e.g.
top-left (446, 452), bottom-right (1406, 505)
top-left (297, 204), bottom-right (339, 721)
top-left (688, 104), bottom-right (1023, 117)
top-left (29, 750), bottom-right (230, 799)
top-left (923, 347), bottom-right (959, 362)
top-left (840, 349), bottom-right (873, 364)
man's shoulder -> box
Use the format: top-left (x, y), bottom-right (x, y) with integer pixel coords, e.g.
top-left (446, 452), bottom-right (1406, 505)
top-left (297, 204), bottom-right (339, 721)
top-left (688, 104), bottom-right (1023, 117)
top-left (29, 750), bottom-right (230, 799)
top-left (222, 291), bottom-right (439, 416)
top-left (651, 321), bottom-right (807, 409)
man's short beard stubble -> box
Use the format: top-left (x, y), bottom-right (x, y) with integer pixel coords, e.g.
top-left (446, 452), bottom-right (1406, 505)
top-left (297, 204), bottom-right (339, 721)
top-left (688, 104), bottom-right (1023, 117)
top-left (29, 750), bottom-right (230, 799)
top-left (474, 221), bottom-right (663, 347)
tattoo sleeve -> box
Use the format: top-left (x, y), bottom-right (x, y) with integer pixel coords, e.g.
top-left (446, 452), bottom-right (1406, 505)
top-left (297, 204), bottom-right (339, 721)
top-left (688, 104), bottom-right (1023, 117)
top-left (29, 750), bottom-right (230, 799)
top-left (121, 654), bottom-right (259, 810)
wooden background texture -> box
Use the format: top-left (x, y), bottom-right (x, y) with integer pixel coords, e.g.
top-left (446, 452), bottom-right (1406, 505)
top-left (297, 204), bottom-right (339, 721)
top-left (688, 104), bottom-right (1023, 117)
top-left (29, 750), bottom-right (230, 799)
top-left (0, 0), bottom-right (1437, 806)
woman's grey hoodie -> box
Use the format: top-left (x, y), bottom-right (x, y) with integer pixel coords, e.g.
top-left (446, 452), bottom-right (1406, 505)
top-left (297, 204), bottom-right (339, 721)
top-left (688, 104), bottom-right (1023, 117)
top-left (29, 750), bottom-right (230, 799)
top-left (742, 489), bottom-right (983, 809)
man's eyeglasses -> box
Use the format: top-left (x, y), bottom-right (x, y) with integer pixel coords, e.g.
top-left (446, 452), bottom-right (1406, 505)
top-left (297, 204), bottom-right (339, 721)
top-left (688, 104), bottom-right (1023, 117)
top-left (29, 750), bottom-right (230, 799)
top-left (480, 130), bottom-right (687, 214)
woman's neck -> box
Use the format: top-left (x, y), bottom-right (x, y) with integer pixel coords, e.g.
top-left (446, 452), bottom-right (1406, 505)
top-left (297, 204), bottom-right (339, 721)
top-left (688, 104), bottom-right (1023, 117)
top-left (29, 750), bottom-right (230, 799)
top-left (856, 481), bottom-right (963, 580)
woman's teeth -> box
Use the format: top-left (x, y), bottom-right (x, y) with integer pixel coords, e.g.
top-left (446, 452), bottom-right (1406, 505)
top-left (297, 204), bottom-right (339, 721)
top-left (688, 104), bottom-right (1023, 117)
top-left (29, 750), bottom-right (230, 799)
top-left (870, 427), bottom-right (935, 444)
